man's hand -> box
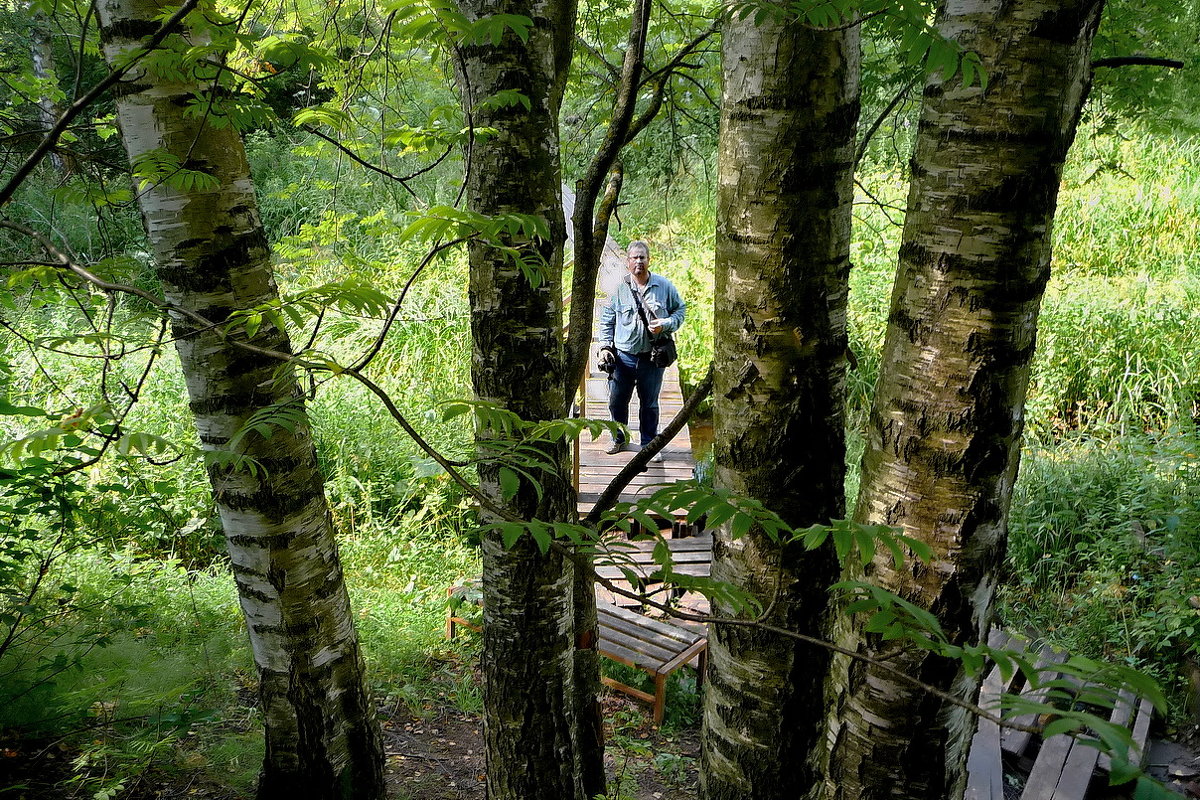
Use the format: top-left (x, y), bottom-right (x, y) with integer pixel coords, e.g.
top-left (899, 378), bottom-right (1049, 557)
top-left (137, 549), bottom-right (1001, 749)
top-left (650, 318), bottom-right (669, 335)
top-left (598, 346), bottom-right (617, 374)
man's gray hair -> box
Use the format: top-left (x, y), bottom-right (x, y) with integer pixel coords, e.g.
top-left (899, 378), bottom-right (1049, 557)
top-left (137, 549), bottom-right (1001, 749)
top-left (628, 240), bottom-right (650, 256)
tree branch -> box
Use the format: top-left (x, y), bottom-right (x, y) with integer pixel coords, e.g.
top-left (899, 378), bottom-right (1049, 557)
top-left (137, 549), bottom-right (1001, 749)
top-left (0, 0), bottom-right (202, 207)
top-left (856, 72), bottom-right (921, 167)
top-left (573, 35), bottom-right (621, 82)
top-left (1091, 55), bottom-right (1185, 70)
top-left (301, 125), bottom-right (453, 200)
top-left (584, 362), bottom-right (713, 524)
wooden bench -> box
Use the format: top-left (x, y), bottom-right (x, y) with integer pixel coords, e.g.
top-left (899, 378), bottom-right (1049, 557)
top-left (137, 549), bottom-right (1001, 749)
top-left (966, 629), bottom-right (1154, 800)
top-left (596, 601), bottom-right (707, 724)
top-left (446, 588), bottom-right (706, 725)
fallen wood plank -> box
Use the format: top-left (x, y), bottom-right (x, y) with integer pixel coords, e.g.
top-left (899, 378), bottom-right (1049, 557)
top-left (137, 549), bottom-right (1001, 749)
top-left (966, 659), bottom-right (1007, 800)
top-left (1002, 644), bottom-right (1071, 758)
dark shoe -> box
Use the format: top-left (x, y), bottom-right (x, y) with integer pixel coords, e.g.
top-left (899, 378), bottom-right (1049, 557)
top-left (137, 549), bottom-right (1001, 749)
top-left (605, 441), bottom-right (626, 455)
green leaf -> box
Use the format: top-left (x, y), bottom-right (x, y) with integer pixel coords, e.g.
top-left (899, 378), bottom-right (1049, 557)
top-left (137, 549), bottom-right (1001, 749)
top-left (730, 511), bottom-right (753, 539)
top-left (796, 524), bottom-right (825, 550)
top-left (1042, 717), bottom-right (1080, 739)
top-left (832, 526), bottom-right (853, 564)
top-left (498, 467), bottom-right (520, 501)
top-left (478, 89), bottom-right (532, 112)
top-left (529, 524), bottom-right (551, 554)
top-left (500, 523), bottom-right (524, 549)
top-left (243, 311), bottom-right (262, 340)
top-left (0, 399), bottom-right (46, 417)
top-left (852, 527), bottom-right (877, 566)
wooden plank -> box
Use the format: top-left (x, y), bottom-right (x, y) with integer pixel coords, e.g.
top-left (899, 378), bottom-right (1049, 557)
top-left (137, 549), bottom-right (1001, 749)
top-left (600, 609), bottom-right (692, 650)
top-left (598, 626), bottom-right (679, 670)
top-left (1051, 742), bottom-right (1100, 800)
top-left (1049, 685), bottom-right (1136, 800)
top-left (597, 638), bottom-right (651, 672)
top-left (595, 549), bottom-right (713, 566)
top-left (1002, 645), bottom-right (1070, 757)
top-left (600, 604), bottom-right (702, 648)
top-left (965, 661), bottom-right (1006, 800)
top-left (594, 584), bottom-right (641, 608)
top-left (595, 563), bottom-right (710, 582)
top-left (601, 674), bottom-right (655, 705)
top-left (1021, 665), bottom-right (1087, 800)
top-left (1022, 727), bottom-right (1076, 800)
top-left (1128, 697), bottom-right (1153, 766)
top-left (658, 638), bottom-right (708, 676)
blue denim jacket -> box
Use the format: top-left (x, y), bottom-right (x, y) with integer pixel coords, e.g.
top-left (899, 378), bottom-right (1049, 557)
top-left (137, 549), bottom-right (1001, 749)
top-left (599, 274), bottom-right (686, 355)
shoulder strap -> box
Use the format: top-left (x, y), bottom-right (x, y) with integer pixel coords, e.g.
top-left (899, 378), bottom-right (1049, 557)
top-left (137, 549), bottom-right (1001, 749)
top-left (626, 276), bottom-right (654, 333)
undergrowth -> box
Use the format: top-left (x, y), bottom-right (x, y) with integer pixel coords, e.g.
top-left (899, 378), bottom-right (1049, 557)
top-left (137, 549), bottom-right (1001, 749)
top-left (1001, 430), bottom-right (1200, 720)
top-left (4, 123), bottom-right (1200, 796)
top-left (0, 515), bottom-right (479, 797)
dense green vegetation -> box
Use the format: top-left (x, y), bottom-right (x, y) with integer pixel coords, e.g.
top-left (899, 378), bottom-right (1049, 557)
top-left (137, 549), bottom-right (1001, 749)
top-left (2, 0), bottom-right (1199, 789)
top-left (4, 124), bottom-right (1199, 794)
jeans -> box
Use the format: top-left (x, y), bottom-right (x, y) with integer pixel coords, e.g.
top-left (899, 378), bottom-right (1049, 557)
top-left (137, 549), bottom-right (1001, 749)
top-left (607, 349), bottom-right (665, 447)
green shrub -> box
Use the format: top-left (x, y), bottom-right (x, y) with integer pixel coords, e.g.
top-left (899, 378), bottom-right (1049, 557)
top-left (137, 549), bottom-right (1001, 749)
top-left (1003, 431), bottom-right (1200, 710)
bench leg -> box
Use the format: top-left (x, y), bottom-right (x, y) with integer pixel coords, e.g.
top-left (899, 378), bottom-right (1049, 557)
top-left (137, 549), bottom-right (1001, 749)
top-left (653, 673), bottom-right (667, 726)
top-left (446, 615), bottom-right (456, 640)
top-left (696, 648), bottom-right (707, 688)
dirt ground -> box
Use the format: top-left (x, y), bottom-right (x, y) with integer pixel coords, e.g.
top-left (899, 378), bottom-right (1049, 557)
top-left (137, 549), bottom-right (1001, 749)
top-left (381, 694), bottom-right (699, 800)
top-left (5, 697), bottom-right (1198, 799)
top-left (0, 692), bottom-right (698, 800)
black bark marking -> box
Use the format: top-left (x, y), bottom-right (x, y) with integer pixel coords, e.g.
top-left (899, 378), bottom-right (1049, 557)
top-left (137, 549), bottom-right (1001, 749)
top-left (267, 563), bottom-right (287, 592)
top-left (219, 478), bottom-right (328, 522)
top-left (99, 18), bottom-right (160, 45)
top-left (158, 229), bottom-right (271, 293)
top-left (935, 127), bottom-right (1056, 146)
top-left (889, 304), bottom-right (929, 344)
top-left (190, 390), bottom-right (292, 418)
top-left (1030, 0), bottom-right (1101, 43)
top-left (108, 81), bottom-right (154, 99)
top-left (234, 577), bottom-right (273, 603)
top-left (226, 530), bottom-right (300, 549)
top-left (968, 170), bottom-right (1060, 213)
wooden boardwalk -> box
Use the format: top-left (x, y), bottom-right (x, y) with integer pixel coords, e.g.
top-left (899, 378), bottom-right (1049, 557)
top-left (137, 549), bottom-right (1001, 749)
top-left (573, 247), bottom-right (696, 518)
top-left (966, 629), bottom-right (1154, 800)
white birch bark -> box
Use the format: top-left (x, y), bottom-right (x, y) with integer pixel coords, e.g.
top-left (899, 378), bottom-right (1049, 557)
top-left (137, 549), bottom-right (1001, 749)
top-left (701, 3), bottom-right (859, 798)
top-left (95, 2), bottom-right (383, 797)
top-left (819, 2), bottom-right (1105, 798)
top-left (28, 6), bottom-right (70, 174)
top-left (452, 0), bottom-right (604, 797)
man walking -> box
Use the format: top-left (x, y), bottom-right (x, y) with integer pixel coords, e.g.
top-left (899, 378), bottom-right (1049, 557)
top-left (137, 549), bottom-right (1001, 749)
top-left (598, 241), bottom-right (686, 461)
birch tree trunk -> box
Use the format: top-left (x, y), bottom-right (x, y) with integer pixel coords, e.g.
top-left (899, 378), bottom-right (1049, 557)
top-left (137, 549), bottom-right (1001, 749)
top-left (28, 6), bottom-right (72, 175)
top-left (700, 5), bottom-right (859, 798)
top-left (820, 2), bottom-right (1105, 798)
top-left (95, 2), bottom-right (384, 798)
top-left (452, 1), bottom-right (605, 797)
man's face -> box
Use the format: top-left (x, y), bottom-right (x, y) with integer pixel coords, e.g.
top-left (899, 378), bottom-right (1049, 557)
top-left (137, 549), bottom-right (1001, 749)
top-left (626, 248), bottom-right (650, 281)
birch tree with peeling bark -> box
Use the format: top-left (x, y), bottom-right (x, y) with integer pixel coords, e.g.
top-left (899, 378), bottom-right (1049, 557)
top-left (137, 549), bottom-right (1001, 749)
top-left (94, 2), bottom-right (384, 797)
top-left (451, 0), bottom-right (605, 796)
top-left (700, 3), bottom-right (859, 797)
top-left (819, 2), bottom-right (1106, 798)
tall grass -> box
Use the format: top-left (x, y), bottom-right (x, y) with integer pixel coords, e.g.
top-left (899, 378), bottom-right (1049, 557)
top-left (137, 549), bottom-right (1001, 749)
top-left (0, 518), bottom-right (479, 795)
top-left (5, 119), bottom-right (1200, 793)
top-left (848, 132), bottom-right (1200, 438)
top-left (1002, 431), bottom-right (1200, 708)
